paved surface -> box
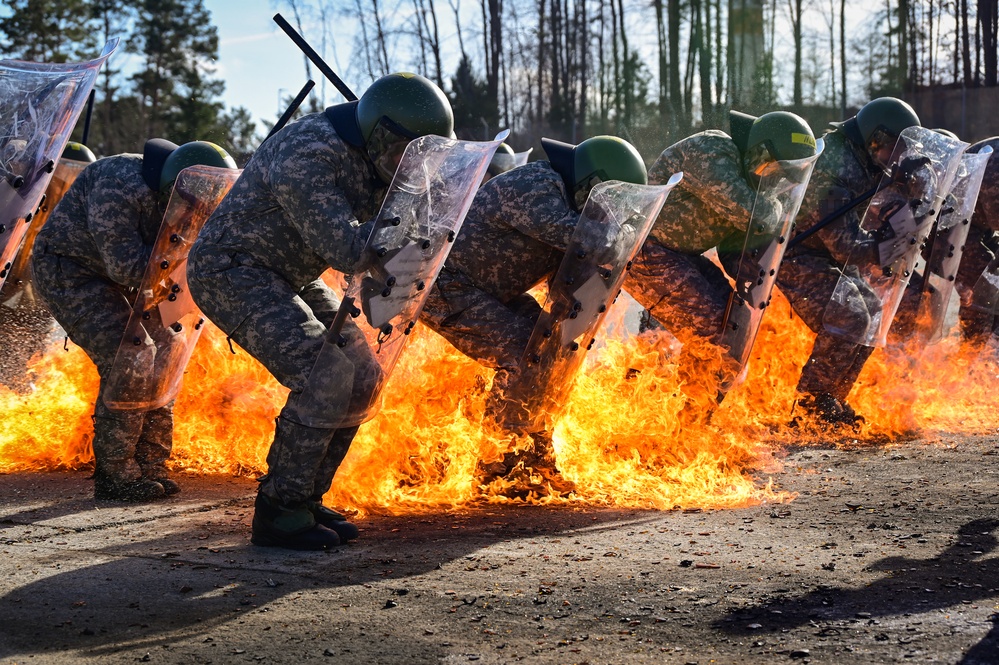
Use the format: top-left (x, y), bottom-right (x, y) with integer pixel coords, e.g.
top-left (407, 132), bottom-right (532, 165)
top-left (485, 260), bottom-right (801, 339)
top-left (1, 434), bottom-right (998, 664)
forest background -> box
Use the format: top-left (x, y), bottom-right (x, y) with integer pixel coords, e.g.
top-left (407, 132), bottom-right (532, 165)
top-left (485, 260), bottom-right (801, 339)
top-left (2, 0), bottom-right (997, 166)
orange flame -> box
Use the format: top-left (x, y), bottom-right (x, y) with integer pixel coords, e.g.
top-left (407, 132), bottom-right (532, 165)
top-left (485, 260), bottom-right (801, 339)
top-left (3, 287), bottom-right (997, 516)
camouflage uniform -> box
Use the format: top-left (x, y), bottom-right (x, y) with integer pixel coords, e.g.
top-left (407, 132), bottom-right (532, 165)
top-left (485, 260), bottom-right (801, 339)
top-left (778, 123), bottom-right (881, 403)
top-left (188, 111), bottom-right (383, 507)
top-left (419, 161), bottom-right (578, 433)
top-left (29, 154), bottom-right (175, 485)
top-left (623, 131), bottom-right (759, 343)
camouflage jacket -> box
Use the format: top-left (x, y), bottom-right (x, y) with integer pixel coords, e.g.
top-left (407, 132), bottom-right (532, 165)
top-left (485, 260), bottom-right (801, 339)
top-left (447, 161), bottom-right (578, 303)
top-left (191, 112), bottom-right (384, 290)
top-left (791, 125), bottom-right (881, 265)
top-left (33, 154), bottom-right (162, 288)
top-left (646, 130), bottom-right (758, 255)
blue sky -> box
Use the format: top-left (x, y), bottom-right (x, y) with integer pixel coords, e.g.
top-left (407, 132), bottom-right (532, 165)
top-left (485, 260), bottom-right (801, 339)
top-left (203, 1), bottom-right (358, 134)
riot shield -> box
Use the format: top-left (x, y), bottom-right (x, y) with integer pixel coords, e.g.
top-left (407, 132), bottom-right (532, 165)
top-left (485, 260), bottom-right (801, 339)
top-left (508, 176), bottom-right (680, 435)
top-left (822, 126), bottom-right (967, 347)
top-left (970, 253), bottom-right (999, 317)
top-left (912, 146), bottom-right (992, 344)
top-left (718, 139), bottom-right (824, 391)
top-left (1, 158), bottom-right (91, 309)
top-left (488, 147), bottom-right (532, 174)
top-left (0, 39), bottom-right (117, 294)
top-left (102, 165), bottom-right (241, 411)
top-left (299, 131), bottom-right (508, 429)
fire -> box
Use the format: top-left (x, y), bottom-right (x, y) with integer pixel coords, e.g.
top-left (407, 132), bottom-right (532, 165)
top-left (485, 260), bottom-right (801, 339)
top-left (2, 285), bottom-right (997, 516)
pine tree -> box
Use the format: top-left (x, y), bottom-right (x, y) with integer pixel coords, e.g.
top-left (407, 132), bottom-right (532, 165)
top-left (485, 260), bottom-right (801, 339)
top-left (0, 0), bottom-right (94, 62)
top-left (129, 0), bottom-right (223, 141)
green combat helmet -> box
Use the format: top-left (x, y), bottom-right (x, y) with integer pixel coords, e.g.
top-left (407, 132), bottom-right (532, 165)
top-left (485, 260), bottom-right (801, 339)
top-left (542, 135), bottom-right (648, 211)
top-left (159, 141), bottom-right (237, 194)
top-left (355, 72), bottom-right (454, 183)
top-left (62, 141), bottom-right (96, 163)
top-left (740, 111), bottom-right (817, 185)
top-left (855, 97), bottom-right (920, 170)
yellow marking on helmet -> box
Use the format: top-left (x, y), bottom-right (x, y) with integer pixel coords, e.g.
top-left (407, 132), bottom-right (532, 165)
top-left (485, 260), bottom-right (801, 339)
top-left (792, 132), bottom-right (817, 149)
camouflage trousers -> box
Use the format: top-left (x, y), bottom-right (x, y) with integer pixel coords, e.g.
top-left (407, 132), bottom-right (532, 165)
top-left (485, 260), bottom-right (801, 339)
top-left (623, 241), bottom-right (734, 343)
top-left (420, 267), bottom-right (543, 433)
top-left (30, 252), bottom-right (174, 481)
top-left (777, 249), bottom-right (876, 401)
top-left (188, 259), bottom-right (378, 505)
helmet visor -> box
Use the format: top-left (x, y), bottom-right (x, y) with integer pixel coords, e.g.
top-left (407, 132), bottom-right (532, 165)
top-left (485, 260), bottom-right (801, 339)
top-left (744, 144), bottom-right (776, 186)
top-left (367, 116), bottom-right (419, 183)
top-left (573, 172), bottom-right (606, 211)
top-left (867, 127), bottom-right (899, 171)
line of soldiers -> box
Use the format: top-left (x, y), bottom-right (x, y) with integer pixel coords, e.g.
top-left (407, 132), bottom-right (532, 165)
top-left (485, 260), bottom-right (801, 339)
top-left (3, 51), bottom-right (997, 552)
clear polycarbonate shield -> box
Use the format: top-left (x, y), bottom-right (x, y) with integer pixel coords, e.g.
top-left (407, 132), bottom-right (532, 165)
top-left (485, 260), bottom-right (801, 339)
top-left (102, 165), bottom-right (241, 411)
top-left (970, 254), bottom-right (999, 317)
top-left (0, 39), bottom-right (117, 293)
top-left (718, 139), bottom-right (824, 392)
top-left (509, 177), bottom-right (679, 435)
top-left (488, 147), bottom-right (531, 175)
top-left (822, 126), bottom-right (967, 347)
top-left (912, 146), bottom-right (992, 344)
top-left (298, 131), bottom-right (508, 429)
top-left (1, 158), bottom-right (91, 308)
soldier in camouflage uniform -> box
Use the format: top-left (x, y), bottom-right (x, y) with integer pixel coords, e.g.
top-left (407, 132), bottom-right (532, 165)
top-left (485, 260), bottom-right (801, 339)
top-left (419, 135), bottom-right (648, 494)
top-left (31, 139), bottom-right (237, 502)
top-left (188, 73), bottom-right (454, 551)
top-left (624, 111), bottom-right (817, 385)
top-left (779, 98), bottom-right (920, 425)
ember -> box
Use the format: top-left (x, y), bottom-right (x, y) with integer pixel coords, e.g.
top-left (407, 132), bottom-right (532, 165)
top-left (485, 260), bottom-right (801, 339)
top-left (2, 286), bottom-right (996, 516)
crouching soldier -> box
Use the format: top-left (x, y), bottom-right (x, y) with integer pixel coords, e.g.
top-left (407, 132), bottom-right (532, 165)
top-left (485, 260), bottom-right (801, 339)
top-left (625, 111), bottom-right (819, 403)
top-left (779, 98), bottom-right (921, 426)
top-left (188, 73), bottom-right (455, 550)
top-left (31, 139), bottom-right (237, 501)
top-left (419, 135), bottom-right (649, 496)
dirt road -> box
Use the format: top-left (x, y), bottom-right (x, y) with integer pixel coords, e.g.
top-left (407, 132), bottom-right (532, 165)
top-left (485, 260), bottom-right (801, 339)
top-left (1, 434), bottom-right (997, 664)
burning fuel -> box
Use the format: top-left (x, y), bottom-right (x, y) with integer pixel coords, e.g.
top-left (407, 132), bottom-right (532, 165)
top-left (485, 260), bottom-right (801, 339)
top-left (1, 289), bottom-right (997, 516)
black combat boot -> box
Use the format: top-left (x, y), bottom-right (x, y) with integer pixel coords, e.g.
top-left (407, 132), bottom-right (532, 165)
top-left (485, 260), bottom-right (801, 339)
top-left (791, 392), bottom-right (864, 429)
top-left (476, 432), bottom-right (576, 498)
top-left (94, 475), bottom-right (166, 502)
top-left (251, 491), bottom-right (341, 551)
top-left (306, 501), bottom-right (360, 541)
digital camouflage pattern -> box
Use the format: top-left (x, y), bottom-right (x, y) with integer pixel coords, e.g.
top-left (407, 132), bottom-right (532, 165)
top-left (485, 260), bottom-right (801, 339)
top-left (188, 111), bottom-right (386, 506)
top-left (643, 131), bottom-right (758, 254)
top-left (30, 154), bottom-right (173, 483)
top-left (445, 161), bottom-right (577, 301)
top-left (420, 161), bottom-right (578, 432)
top-left (192, 112), bottom-right (382, 288)
top-left (625, 131), bottom-right (757, 342)
top-left (779, 125), bottom-right (882, 400)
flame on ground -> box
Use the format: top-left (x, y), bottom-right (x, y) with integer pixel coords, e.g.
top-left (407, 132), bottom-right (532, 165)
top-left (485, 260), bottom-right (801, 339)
top-left (2, 289), bottom-right (997, 516)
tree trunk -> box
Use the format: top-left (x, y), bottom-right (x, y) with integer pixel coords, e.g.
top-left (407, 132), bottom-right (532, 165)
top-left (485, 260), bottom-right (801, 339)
top-left (840, 0), bottom-right (846, 116)
top-left (668, 0), bottom-right (685, 131)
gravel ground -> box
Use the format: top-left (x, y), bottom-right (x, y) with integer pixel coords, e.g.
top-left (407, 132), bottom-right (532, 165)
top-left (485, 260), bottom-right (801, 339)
top-left (1, 433), bottom-right (998, 664)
